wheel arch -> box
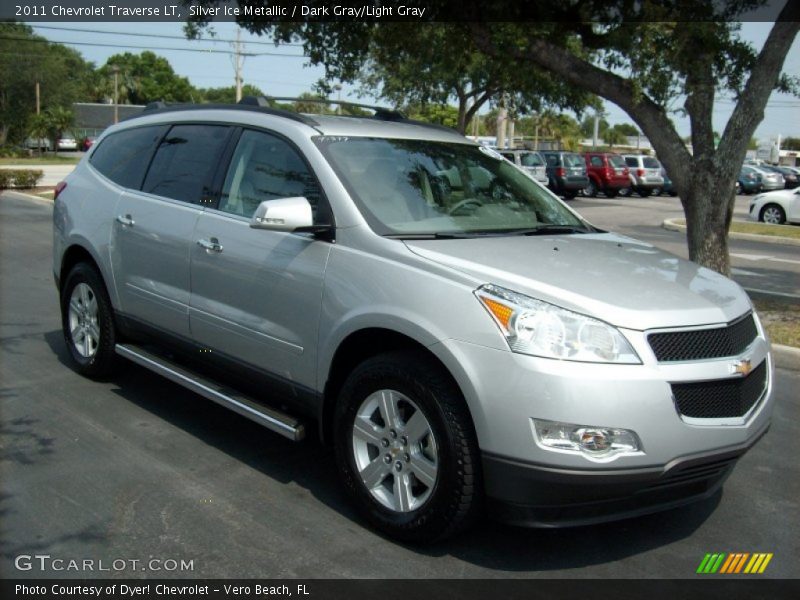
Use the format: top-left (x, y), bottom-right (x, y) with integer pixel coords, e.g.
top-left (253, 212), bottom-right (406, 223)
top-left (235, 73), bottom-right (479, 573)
top-left (319, 327), bottom-right (473, 445)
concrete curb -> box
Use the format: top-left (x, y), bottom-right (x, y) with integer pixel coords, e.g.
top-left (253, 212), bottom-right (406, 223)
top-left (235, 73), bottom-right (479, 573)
top-left (773, 344), bottom-right (800, 371)
top-left (662, 218), bottom-right (800, 247)
top-left (1, 190), bottom-right (53, 206)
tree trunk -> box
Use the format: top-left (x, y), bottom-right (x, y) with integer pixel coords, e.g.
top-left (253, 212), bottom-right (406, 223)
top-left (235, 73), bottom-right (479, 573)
top-left (683, 171), bottom-right (735, 275)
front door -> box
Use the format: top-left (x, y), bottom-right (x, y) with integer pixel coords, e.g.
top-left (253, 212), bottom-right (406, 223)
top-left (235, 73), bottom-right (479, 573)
top-left (189, 128), bottom-right (333, 393)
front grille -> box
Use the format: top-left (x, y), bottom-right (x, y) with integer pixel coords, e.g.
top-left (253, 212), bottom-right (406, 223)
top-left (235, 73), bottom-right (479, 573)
top-left (648, 313), bottom-right (757, 362)
top-left (671, 360), bottom-right (767, 418)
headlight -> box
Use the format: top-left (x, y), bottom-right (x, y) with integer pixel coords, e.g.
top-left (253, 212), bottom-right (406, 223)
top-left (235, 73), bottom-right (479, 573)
top-left (475, 284), bottom-right (640, 363)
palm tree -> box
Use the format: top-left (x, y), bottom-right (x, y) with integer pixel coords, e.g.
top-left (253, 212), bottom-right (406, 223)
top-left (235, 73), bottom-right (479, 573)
top-left (27, 114), bottom-right (50, 157)
top-left (46, 107), bottom-right (75, 154)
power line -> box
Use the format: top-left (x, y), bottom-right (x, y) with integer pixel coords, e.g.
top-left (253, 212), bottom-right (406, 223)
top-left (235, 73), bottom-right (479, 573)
top-left (0, 35), bottom-right (308, 58)
top-left (32, 25), bottom-right (305, 48)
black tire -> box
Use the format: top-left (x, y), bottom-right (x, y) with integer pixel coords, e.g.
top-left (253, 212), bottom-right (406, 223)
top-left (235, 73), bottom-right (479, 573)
top-left (638, 188), bottom-right (654, 197)
top-left (760, 203), bottom-right (786, 225)
top-left (60, 262), bottom-right (118, 378)
top-left (563, 190), bottom-right (577, 200)
top-left (618, 186), bottom-right (632, 197)
top-left (605, 189), bottom-right (619, 198)
top-left (334, 352), bottom-right (482, 543)
top-left (651, 187), bottom-right (662, 196)
top-left (584, 180), bottom-right (597, 197)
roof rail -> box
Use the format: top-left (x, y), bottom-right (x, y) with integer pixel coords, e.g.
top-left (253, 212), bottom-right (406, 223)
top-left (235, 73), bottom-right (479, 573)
top-left (243, 96), bottom-right (407, 121)
top-left (127, 100), bottom-right (319, 127)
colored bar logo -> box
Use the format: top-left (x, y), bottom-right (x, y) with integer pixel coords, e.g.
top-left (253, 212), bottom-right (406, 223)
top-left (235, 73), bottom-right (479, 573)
top-left (696, 553), bottom-right (773, 574)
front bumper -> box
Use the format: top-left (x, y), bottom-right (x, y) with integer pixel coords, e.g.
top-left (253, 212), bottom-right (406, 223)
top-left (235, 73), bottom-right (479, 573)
top-left (483, 423), bottom-right (768, 527)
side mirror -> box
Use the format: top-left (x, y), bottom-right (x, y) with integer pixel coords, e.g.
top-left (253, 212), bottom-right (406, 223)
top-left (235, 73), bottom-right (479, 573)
top-left (250, 197), bottom-right (313, 231)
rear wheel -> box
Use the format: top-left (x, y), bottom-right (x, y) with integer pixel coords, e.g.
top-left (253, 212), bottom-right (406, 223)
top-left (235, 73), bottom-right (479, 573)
top-left (618, 186), bottom-right (632, 197)
top-left (60, 263), bottom-right (118, 378)
top-left (638, 188), bottom-right (654, 197)
top-left (584, 180), bottom-right (597, 197)
top-left (760, 204), bottom-right (786, 225)
top-left (563, 190), bottom-right (577, 200)
top-left (334, 352), bottom-right (481, 543)
top-left (605, 189), bottom-right (619, 198)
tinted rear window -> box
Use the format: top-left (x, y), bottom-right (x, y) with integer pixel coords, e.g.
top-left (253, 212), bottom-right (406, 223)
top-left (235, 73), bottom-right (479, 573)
top-left (519, 152), bottom-right (544, 167)
top-left (608, 155), bottom-right (625, 167)
top-left (563, 154), bottom-right (584, 167)
top-left (89, 125), bottom-right (166, 189)
top-left (625, 157), bottom-right (638, 167)
top-left (643, 157), bottom-right (661, 168)
top-left (142, 125), bottom-right (231, 203)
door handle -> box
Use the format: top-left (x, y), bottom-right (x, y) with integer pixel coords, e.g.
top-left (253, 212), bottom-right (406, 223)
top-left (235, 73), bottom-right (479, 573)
top-left (116, 214), bottom-right (135, 227)
top-left (197, 237), bottom-right (223, 253)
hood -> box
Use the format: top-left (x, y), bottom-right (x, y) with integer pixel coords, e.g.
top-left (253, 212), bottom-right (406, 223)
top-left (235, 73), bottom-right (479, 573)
top-left (405, 233), bottom-right (750, 331)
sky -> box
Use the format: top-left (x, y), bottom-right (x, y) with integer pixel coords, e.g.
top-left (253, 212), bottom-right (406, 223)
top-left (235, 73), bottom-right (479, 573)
top-left (27, 21), bottom-right (800, 142)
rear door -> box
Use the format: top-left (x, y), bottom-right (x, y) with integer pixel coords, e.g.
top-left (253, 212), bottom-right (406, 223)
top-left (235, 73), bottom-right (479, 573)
top-left (189, 128), bottom-right (333, 394)
top-left (110, 123), bottom-right (232, 338)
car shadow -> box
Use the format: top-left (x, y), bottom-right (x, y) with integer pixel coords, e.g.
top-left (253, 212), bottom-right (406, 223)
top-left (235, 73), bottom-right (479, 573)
top-left (43, 329), bottom-right (721, 572)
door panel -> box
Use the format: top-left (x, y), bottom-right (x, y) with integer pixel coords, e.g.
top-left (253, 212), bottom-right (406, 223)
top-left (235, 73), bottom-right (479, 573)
top-left (110, 192), bottom-right (201, 338)
top-left (189, 211), bottom-right (331, 390)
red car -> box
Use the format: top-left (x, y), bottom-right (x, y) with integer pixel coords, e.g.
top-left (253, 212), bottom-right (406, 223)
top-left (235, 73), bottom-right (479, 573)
top-left (583, 152), bottom-right (630, 197)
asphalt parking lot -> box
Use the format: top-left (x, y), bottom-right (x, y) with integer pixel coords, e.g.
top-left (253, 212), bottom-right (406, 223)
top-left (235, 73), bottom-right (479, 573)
top-left (0, 191), bottom-right (798, 579)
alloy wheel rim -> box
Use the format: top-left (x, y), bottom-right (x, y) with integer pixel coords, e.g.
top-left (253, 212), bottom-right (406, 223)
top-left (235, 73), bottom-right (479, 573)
top-left (763, 207), bottom-right (782, 224)
top-left (351, 389), bottom-right (438, 513)
top-left (68, 283), bottom-right (100, 358)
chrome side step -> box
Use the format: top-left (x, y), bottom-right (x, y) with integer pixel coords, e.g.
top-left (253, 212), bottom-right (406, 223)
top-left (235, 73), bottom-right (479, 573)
top-left (115, 343), bottom-right (305, 441)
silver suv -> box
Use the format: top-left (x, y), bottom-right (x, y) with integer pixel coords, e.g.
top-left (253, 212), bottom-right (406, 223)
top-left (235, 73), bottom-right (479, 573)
top-left (53, 99), bottom-right (773, 543)
top-left (498, 149), bottom-right (548, 185)
top-left (622, 154), bottom-right (665, 197)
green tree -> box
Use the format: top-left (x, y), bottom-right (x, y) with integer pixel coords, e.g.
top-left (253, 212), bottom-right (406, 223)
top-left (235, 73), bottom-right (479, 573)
top-left (613, 123), bottom-right (640, 137)
top-left (782, 136), bottom-right (800, 151)
top-left (197, 84), bottom-right (264, 104)
top-left (95, 52), bottom-right (195, 105)
top-left (45, 107), bottom-right (75, 153)
top-left (405, 104), bottom-right (460, 129)
top-left (0, 23), bottom-right (94, 145)
top-left (467, 3), bottom-right (799, 274)
top-left (27, 114), bottom-right (50, 157)
top-left (603, 127), bottom-right (627, 148)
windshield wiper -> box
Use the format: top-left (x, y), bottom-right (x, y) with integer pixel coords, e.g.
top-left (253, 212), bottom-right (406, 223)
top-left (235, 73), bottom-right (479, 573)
top-left (515, 224), bottom-right (597, 235)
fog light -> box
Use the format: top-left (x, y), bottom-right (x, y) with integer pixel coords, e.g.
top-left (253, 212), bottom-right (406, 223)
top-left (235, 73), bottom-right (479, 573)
top-left (533, 419), bottom-right (642, 461)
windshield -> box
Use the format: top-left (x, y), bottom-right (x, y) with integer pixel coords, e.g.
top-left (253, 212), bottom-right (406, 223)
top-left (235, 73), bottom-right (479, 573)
top-left (519, 152), bottom-right (544, 167)
top-left (608, 155), bottom-right (626, 168)
top-left (314, 137), bottom-right (587, 237)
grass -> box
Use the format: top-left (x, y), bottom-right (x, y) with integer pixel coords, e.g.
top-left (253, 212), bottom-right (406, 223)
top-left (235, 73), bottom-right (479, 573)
top-left (0, 156), bottom-right (80, 166)
top-left (753, 297), bottom-right (800, 348)
top-left (672, 218), bottom-right (800, 240)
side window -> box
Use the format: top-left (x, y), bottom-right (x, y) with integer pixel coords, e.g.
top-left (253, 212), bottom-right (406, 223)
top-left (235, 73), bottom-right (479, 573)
top-left (500, 153), bottom-right (515, 163)
top-left (218, 129), bottom-right (324, 221)
top-left (590, 156), bottom-right (604, 167)
top-left (142, 124), bottom-right (230, 203)
top-left (625, 157), bottom-right (638, 168)
top-left (89, 125), bottom-right (166, 189)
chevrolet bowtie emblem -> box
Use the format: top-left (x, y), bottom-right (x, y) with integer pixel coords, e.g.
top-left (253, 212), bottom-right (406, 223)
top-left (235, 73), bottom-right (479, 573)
top-left (732, 359), bottom-right (753, 377)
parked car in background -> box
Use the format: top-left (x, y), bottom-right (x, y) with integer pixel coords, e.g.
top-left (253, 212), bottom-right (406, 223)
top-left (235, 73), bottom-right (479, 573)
top-left (652, 168), bottom-right (678, 197)
top-left (82, 136), bottom-right (97, 152)
top-left (541, 151), bottom-right (589, 199)
top-left (582, 152), bottom-right (629, 197)
top-left (737, 166), bottom-right (763, 194)
top-left (499, 149), bottom-right (548, 185)
top-left (750, 166), bottom-right (784, 191)
top-left (56, 135), bottom-right (78, 151)
top-left (620, 154), bottom-right (664, 197)
top-left (762, 165), bottom-right (799, 189)
top-left (749, 188), bottom-right (800, 224)
top-left (24, 137), bottom-right (52, 151)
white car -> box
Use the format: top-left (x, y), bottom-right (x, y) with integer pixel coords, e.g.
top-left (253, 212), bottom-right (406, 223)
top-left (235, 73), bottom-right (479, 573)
top-left (749, 188), bottom-right (800, 224)
top-left (56, 136), bottom-right (78, 151)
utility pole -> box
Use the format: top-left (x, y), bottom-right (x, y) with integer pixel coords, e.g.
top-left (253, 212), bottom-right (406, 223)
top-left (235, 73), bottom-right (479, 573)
top-left (592, 111), bottom-right (600, 149)
top-left (233, 28), bottom-right (244, 102)
top-left (111, 65), bottom-right (120, 124)
top-left (35, 81), bottom-right (40, 115)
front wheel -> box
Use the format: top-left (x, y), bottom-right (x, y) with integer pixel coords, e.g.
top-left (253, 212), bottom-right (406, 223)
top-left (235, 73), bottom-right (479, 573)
top-left (584, 180), bottom-right (597, 197)
top-left (605, 189), bottom-right (619, 198)
top-left (60, 263), bottom-right (118, 378)
top-left (563, 190), bottom-right (577, 200)
top-left (760, 204), bottom-right (786, 225)
top-left (618, 186), bottom-right (632, 197)
top-left (334, 352), bottom-right (482, 543)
